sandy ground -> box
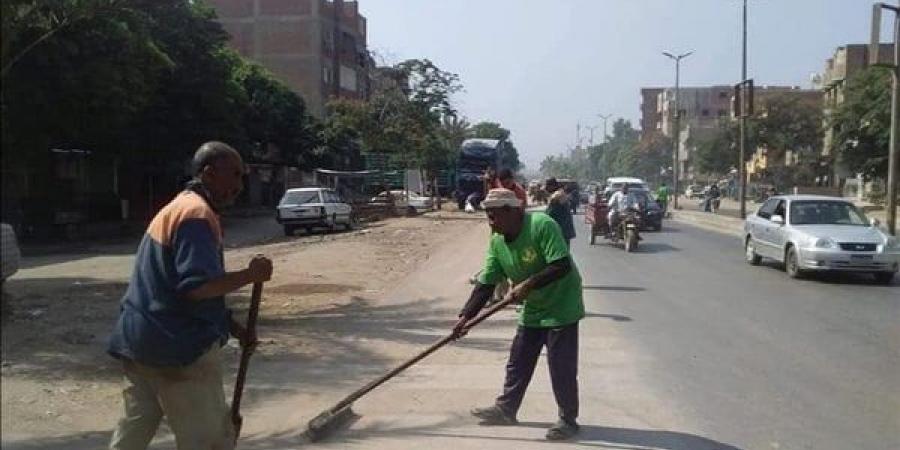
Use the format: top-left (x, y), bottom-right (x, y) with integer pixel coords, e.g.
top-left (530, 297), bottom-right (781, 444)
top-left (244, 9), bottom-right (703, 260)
top-left (1, 211), bottom-right (485, 444)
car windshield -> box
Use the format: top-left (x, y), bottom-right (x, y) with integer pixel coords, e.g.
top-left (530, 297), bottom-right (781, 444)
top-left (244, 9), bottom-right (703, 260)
top-left (789, 201), bottom-right (869, 226)
top-left (280, 191), bottom-right (319, 205)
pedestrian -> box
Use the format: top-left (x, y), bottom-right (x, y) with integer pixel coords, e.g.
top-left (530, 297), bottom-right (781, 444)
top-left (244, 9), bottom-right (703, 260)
top-left (544, 178), bottom-right (576, 248)
top-left (655, 182), bottom-right (669, 215)
top-left (107, 141), bottom-right (273, 450)
top-left (492, 168), bottom-right (528, 207)
top-left (452, 188), bottom-right (584, 441)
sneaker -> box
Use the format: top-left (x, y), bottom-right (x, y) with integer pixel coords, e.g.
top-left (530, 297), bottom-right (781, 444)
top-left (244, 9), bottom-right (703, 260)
top-left (545, 419), bottom-right (579, 441)
top-left (470, 405), bottom-right (517, 425)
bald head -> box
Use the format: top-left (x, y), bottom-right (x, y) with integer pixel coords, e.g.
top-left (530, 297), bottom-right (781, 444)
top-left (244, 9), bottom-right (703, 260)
top-left (192, 141), bottom-right (242, 176)
top-left (192, 141), bottom-right (245, 208)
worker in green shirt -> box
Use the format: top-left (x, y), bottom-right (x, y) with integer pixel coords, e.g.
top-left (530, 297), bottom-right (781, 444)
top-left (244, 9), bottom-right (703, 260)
top-left (452, 188), bottom-right (584, 441)
top-left (656, 182), bottom-right (670, 214)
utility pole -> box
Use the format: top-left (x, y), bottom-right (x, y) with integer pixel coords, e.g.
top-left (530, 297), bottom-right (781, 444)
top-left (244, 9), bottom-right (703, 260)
top-left (598, 113), bottom-right (612, 144)
top-left (871, 2), bottom-right (900, 235)
top-left (332, 0), bottom-right (344, 98)
top-left (738, 0), bottom-right (749, 219)
top-left (663, 51), bottom-right (693, 209)
top-left (586, 125), bottom-right (599, 148)
top-left (576, 122), bottom-right (582, 149)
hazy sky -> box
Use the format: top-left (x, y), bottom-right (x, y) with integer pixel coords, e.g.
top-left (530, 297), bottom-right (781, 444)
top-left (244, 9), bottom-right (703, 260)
top-left (358, 0), bottom-right (876, 170)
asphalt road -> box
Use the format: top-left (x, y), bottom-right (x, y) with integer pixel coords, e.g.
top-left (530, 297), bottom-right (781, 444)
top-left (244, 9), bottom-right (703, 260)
top-left (12, 214), bottom-right (895, 450)
top-left (570, 219), bottom-right (899, 450)
top-left (237, 216), bottom-right (896, 450)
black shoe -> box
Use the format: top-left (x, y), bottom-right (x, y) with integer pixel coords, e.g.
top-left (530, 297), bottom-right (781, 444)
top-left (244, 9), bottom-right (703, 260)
top-left (471, 405), bottom-right (517, 425)
top-left (546, 419), bottom-right (579, 441)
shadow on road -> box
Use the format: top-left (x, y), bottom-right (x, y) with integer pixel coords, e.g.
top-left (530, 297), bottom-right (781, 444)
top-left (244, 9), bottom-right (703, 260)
top-left (636, 242), bottom-right (680, 254)
top-left (237, 416), bottom-right (744, 450)
top-left (583, 313), bottom-right (632, 322)
top-left (755, 261), bottom-right (898, 286)
top-left (583, 285), bottom-right (645, 292)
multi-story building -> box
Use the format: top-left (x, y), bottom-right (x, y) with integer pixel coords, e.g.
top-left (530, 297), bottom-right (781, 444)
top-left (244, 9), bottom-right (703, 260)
top-left (208, 0), bottom-right (371, 117)
top-left (640, 85), bottom-right (822, 183)
top-left (821, 43), bottom-right (894, 187)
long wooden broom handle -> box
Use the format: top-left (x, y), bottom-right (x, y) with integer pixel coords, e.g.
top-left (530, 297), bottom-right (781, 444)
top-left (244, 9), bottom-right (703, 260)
top-left (231, 282), bottom-right (263, 438)
top-left (324, 295), bottom-right (516, 414)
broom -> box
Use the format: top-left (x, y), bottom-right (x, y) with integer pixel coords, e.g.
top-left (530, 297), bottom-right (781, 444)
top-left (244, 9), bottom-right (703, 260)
top-left (231, 281), bottom-right (264, 441)
top-left (303, 294), bottom-right (516, 442)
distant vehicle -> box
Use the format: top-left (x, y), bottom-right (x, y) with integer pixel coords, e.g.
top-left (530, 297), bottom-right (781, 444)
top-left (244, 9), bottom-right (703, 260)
top-left (632, 190), bottom-right (663, 231)
top-left (743, 195), bottom-right (900, 283)
top-left (455, 139), bottom-right (501, 210)
top-left (685, 184), bottom-right (705, 199)
top-left (370, 190), bottom-right (433, 215)
top-left (276, 187), bottom-right (354, 236)
top-left (1, 223), bottom-right (20, 284)
top-left (605, 177), bottom-right (647, 196)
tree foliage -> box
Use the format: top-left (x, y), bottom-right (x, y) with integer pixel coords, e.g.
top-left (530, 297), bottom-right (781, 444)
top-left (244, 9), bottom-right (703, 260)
top-left (831, 67), bottom-right (891, 179)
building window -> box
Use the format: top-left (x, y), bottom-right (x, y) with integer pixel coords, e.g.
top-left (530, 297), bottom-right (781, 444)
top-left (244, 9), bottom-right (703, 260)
top-left (719, 91), bottom-right (728, 99)
top-left (702, 109), bottom-right (710, 117)
top-left (323, 65), bottom-right (333, 84)
top-left (718, 109), bottom-right (727, 117)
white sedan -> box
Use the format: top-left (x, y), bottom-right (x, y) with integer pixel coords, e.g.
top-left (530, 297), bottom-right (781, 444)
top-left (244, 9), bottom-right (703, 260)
top-left (370, 190), bottom-right (433, 215)
top-left (743, 195), bottom-right (900, 283)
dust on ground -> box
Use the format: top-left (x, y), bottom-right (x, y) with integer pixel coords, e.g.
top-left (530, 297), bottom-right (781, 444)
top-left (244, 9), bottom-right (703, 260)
top-left (1, 211), bottom-right (485, 440)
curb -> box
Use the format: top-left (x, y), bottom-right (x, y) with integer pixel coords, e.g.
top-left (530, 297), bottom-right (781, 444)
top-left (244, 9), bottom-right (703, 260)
top-left (669, 210), bottom-right (744, 239)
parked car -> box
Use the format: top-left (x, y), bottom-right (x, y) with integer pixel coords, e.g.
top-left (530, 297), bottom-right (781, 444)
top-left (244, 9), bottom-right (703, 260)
top-left (685, 184), bottom-right (705, 199)
top-left (743, 195), bottom-right (900, 283)
top-left (632, 190), bottom-right (663, 231)
top-left (1, 223), bottom-right (20, 284)
top-left (370, 190), bottom-right (433, 215)
top-left (276, 187), bottom-right (354, 236)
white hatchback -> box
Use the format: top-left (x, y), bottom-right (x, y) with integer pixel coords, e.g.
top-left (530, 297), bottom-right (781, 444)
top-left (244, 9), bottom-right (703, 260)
top-left (276, 188), bottom-right (354, 236)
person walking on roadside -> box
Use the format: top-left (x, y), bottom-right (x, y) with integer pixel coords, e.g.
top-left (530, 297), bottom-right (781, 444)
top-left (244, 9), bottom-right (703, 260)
top-left (107, 141), bottom-right (273, 450)
top-left (452, 188), bottom-right (584, 441)
top-left (655, 182), bottom-right (670, 215)
top-left (493, 168), bottom-right (529, 207)
top-left (544, 178), bottom-right (576, 248)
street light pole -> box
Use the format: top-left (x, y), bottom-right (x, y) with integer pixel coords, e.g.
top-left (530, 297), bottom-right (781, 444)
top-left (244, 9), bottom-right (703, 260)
top-left (739, 0), bottom-right (749, 219)
top-left (586, 125), bottom-right (599, 148)
top-left (663, 51), bottom-right (693, 210)
top-left (598, 113), bottom-right (612, 144)
top-left (871, 2), bottom-right (900, 235)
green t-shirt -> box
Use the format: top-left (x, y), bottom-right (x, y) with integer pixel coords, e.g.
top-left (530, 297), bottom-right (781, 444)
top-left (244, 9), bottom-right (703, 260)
top-left (478, 212), bottom-right (585, 328)
top-left (656, 186), bottom-right (669, 201)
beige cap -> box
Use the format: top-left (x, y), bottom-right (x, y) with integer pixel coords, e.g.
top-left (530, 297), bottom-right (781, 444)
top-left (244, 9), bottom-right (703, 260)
top-left (482, 188), bottom-right (523, 209)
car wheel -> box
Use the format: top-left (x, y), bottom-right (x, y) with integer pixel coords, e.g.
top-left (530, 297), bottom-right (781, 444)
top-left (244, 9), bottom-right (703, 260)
top-left (785, 246), bottom-right (804, 279)
top-left (872, 272), bottom-right (895, 284)
top-left (406, 206), bottom-right (417, 216)
top-left (745, 238), bottom-right (761, 265)
top-left (283, 225), bottom-right (295, 236)
top-left (653, 223), bottom-right (662, 232)
top-left (305, 226), bottom-right (313, 235)
top-left (345, 214), bottom-right (356, 231)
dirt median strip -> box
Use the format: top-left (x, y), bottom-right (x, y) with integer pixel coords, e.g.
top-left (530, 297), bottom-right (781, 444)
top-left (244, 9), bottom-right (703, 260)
top-left (669, 210), bottom-right (744, 238)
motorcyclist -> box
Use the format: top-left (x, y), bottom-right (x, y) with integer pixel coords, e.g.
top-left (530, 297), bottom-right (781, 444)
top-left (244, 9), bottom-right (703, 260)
top-left (607, 184), bottom-right (639, 236)
top-left (703, 183), bottom-right (721, 212)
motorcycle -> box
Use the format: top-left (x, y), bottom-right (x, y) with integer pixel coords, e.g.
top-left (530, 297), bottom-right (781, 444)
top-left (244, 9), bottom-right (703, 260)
top-left (610, 207), bottom-right (641, 252)
top-left (699, 195), bottom-right (721, 214)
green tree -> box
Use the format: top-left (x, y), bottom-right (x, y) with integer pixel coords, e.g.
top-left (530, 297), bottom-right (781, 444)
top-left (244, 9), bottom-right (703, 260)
top-left (831, 67), bottom-right (891, 179)
top-left (756, 95), bottom-right (823, 165)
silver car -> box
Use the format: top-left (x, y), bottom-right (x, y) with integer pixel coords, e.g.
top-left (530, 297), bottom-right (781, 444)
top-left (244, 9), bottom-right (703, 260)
top-left (743, 195), bottom-right (900, 283)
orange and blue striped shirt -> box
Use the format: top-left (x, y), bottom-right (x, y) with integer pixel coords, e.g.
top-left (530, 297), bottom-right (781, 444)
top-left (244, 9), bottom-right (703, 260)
top-left (108, 188), bottom-right (229, 367)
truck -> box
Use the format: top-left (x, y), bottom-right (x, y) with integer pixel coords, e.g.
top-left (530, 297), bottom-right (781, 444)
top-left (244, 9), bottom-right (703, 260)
top-left (455, 139), bottom-right (501, 210)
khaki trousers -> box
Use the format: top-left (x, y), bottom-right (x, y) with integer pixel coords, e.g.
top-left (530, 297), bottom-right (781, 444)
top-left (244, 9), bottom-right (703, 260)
top-left (109, 345), bottom-right (234, 450)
